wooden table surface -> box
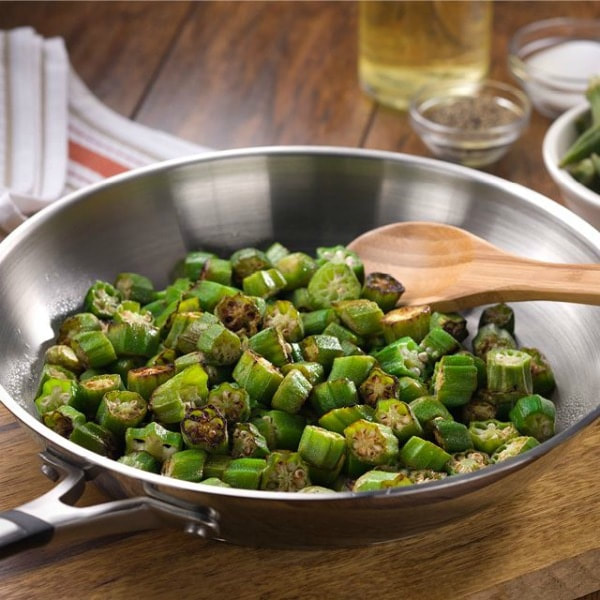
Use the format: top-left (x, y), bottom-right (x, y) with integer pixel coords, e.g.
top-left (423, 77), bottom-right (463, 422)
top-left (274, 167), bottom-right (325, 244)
top-left (0, 2), bottom-right (599, 599)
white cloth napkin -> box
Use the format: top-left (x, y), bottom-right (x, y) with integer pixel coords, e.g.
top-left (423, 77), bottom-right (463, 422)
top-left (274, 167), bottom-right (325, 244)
top-left (0, 27), bottom-right (208, 236)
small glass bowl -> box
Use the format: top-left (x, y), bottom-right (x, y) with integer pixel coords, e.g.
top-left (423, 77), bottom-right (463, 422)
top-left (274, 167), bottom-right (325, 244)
top-left (409, 79), bottom-right (531, 168)
top-left (508, 18), bottom-right (600, 119)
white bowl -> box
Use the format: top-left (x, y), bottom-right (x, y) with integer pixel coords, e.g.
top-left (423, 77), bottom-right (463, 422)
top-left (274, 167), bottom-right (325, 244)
top-left (542, 102), bottom-right (600, 229)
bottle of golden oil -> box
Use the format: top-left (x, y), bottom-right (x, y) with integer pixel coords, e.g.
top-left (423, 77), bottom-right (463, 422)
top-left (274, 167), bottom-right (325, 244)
top-left (358, 1), bottom-right (493, 110)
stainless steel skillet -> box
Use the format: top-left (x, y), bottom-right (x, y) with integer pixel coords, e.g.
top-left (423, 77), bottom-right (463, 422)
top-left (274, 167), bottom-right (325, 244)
top-left (0, 146), bottom-right (598, 554)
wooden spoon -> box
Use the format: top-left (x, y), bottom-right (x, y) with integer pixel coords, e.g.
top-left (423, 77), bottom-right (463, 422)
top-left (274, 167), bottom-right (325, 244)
top-left (347, 221), bottom-right (600, 312)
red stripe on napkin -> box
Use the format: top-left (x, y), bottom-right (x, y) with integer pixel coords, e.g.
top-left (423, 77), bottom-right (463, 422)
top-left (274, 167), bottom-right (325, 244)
top-left (68, 140), bottom-right (129, 177)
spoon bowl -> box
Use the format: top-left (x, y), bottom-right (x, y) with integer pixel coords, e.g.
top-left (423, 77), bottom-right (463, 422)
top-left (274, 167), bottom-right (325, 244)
top-left (348, 221), bottom-right (600, 311)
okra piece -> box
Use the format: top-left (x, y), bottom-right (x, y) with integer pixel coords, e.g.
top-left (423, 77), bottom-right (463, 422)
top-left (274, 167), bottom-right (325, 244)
top-left (418, 326), bottom-right (460, 363)
top-left (109, 357), bottom-right (144, 381)
top-left (207, 382), bottom-right (251, 423)
top-left (472, 323), bottom-right (516, 359)
top-left (340, 340), bottom-right (365, 359)
top-left (374, 399), bottom-right (423, 443)
top-left (44, 344), bottom-right (82, 373)
top-left (486, 348), bottom-right (533, 396)
top-left (361, 272), bottom-right (405, 312)
top-left (242, 268), bottom-right (287, 299)
top-left (34, 378), bottom-right (80, 416)
top-left (149, 364), bottom-right (209, 423)
top-left (408, 469), bottom-right (447, 484)
top-left (200, 257), bottom-right (233, 286)
top-left (468, 419), bottom-right (520, 454)
top-left (445, 450), bottom-right (491, 475)
top-left (215, 293), bottom-right (263, 337)
top-left (262, 300), bottom-right (304, 342)
top-left (161, 448), bottom-right (208, 482)
top-left (251, 409), bottom-right (306, 450)
top-left (127, 365), bottom-right (175, 401)
top-left (146, 345), bottom-right (177, 366)
top-left (96, 390), bottom-right (147, 438)
top-left (381, 305), bottom-right (431, 344)
top-left (307, 262), bottom-right (362, 309)
top-left (280, 361), bottom-right (325, 385)
top-left (456, 350), bottom-right (487, 388)
top-left (231, 422), bottom-right (270, 458)
top-left (114, 272), bottom-right (156, 304)
top-left (298, 425), bottom-right (346, 470)
top-left (352, 469), bottom-right (413, 492)
top-left (399, 436), bottom-right (451, 471)
top-left (288, 287), bottom-right (314, 311)
top-left (125, 421), bottom-right (183, 462)
top-left (310, 378), bottom-right (359, 415)
top-left (197, 322), bottom-right (243, 366)
top-left (271, 369), bottom-right (312, 414)
top-left (317, 404), bottom-right (375, 435)
top-left (200, 477), bottom-right (231, 488)
top-left (491, 436), bottom-right (540, 463)
top-left (276, 252), bottom-right (317, 290)
top-left (247, 326), bottom-right (291, 367)
top-left (84, 280), bottom-right (122, 318)
top-left (203, 454), bottom-right (233, 480)
top-left (328, 355), bottom-right (376, 386)
top-left (189, 280), bottom-right (239, 312)
top-left (182, 250), bottom-right (217, 280)
top-left (397, 376), bottom-right (429, 403)
top-left (479, 303), bottom-right (515, 334)
top-left (316, 245), bottom-right (364, 282)
top-left (344, 419), bottom-right (399, 466)
top-left (371, 337), bottom-right (426, 379)
top-left (230, 247), bottom-right (271, 283)
top-left (322, 321), bottom-right (362, 346)
top-left (57, 312), bottom-right (102, 345)
top-left (429, 311), bottom-right (468, 342)
top-left (173, 351), bottom-right (204, 373)
top-left (232, 350), bottom-right (283, 405)
top-left (106, 321), bottom-right (161, 358)
top-left (43, 405), bottom-right (86, 437)
top-left (307, 452), bottom-right (346, 487)
top-left (180, 405), bottom-right (229, 453)
top-left (70, 330), bottom-right (117, 369)
top-left (432, 354), bottom-right (478, 407)
top-left (299, 486), bottom-right (336, 494)
top-left (164, 311), bottom-right (205, 351)
top-left (431, 418), bottom-right (473, 453)
top-left (461, 394), bottom-right (497, 423)
top-left (409, 396), bottom-right (453, 433)
top-left (36, 363), bottom-right (77, 396)
top-left (509, 394), bottom-right (556, 442)
top-left (265, 242), bottom-right (290, 265)
top-left (222, 457), bottom-right (267, 490)
top-left (359, 366), bottom-right (399, 407)
top-left (520, 347), bottom-right (556, 396)
top-left (260, 451), bottom-right (311, 492)
top-left (299, 334), bottom-right (344, 369)
top-left (343, 451), bottom-right (371, 479)
top-left (71, 422), bottom-right (119, 459)
top-left (118, 450), bottom-right (161, 473)
top-left (73, 373), bottom-right (122, 417)
top-left (333, 299), bottom-right (384, 337)
top-left (301, 309), bottom-right (339, 336)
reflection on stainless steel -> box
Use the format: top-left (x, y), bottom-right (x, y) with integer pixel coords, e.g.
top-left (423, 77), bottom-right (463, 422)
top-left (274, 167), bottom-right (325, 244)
top-left (0, 147), bottom-right (599, 549)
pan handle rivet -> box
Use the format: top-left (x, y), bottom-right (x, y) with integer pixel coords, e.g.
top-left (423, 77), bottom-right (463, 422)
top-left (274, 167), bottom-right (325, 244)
top-left (184, 523), bottom-right (207, 538)
top-left (41, 464), bottom-right (60, 482)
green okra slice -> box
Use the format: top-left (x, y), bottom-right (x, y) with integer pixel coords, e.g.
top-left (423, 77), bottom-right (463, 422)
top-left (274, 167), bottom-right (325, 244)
top-left (445, 450), bottom-right (491, 475)
top-left (265, 242), bottom-right (290, 265)
top-left (106, 321), bottom-right (161, 358)
top-left (359, 366), bottom-right (399, 407)
top-left (232, 350), bottom-right (284, 405)
top-left (74, 373), bottom-right (123, 417)
top-left (298, 425), bottom-right (346, 470)
top-left (340, 340), bottom-right (364, 358)
top-left (197, 322), bottom-right (242, 366)
top-left (307, 262), bottom-right (362, 309)
top-left (109, 357), bottom-right (144, 382)
top-left (461, 394), bottom-right (497, 423)
top-left (43, 405), bottom-right (86, 438)
top-left (260, 451), bottom-right (311, 492)
top-left (271, 369), bottom-right (312, 414)
top-left (200, 477), bottom-right (231, 488)
top-left (361, 272), bottom-right (405, 312)
top-left (251, 409), bottom-right (306, 451)
top-left (207, 382), bottom-right (251, 423)
top-left (36, 363), bottom-right (77, 396)
top-left (301, 309), bottom-right (339, 336)
top-left (371, 337), bottom-right (426, 379)
top-left (242, 268), bottom-right (287, 299)
top-left (456, 350), bottom-right (487, 388)
top-left (96, 390), bottom-right (147, 438)
top-left (472, 323), bottom-right (517, 359)
top-left (127, 365), bottom-right (175, 401)
top-left (344, 419), bottom-right (399, 466)
top-left (247, 326), bottom-right (291, 367)
top-left (114, 272), bottom-right (156, 305)
top-left (182, 251), bottom-right (217, 280)
top-left (307, 452), bottom-right (346, 487)
top-left (399, 436), bottom-right (451, 471)
top-left (429, 311), bottom-right (468, 343)
top-left (118, 450), bottom-right (161, 473)
top-left (287, 287), bottom-right (314, 311)
top-left (188, 280), bottom-right (239, 312)
top-left (328, 355), bottom-right (377, 386)
top-left (149, 364), bottom-right (209, 423)
top-left (397, 376), bottom-right (429, 403)
top-left (84, 280), bottom-right (122, 318)
top-left (317, 404), bottom-right (375, 435)
top-left (276, 252), bottom-right (318, 290)
top-left (468, 419), bottom-right (520, 454)
top-left (491, 436), bottom-right (540, 463)
top-left (70, 330), bottom-right (117, 369)
top-left (71, 422), bottom-right (120, 459)
top-left (408, 469), bottom-right (448, 484)
top-left (322, 321), bottom-right (363, 346)
top-left (57, 312), bottom-right (102, 345)
top-left (161, 449), bottom-right (208, 482)
top-left (342, 451), bottom-right (371, 479)
top-left (180, 405), bottom-right (229, 453)
top-left (299, 335), bottom-right (344, 369)
top-left (418, 327), bottom-right (460, 364)
top-left (173, 351), bottom-right (204, 373)
top-left (332, 299), bottom-right (384, 337)
top-left (298, 486), bottom-right (336, 494)
top-left (231, 422), bottom-right (270, 458)
top-left (509, 394), bottom-right (556, 442)
top-left (486, 348), bottom-right (533, 397)
top-left (409, 396), bottom-right (453, 434)
top-left (34, 378), bottom-right (80, 416)
top-left (520, 347), bottom-right (556, 396)
top-left (230, 247), bottom-right (272, 283)
top-left (381, 305), bottom-right (431, 344)
top-left (146, 345), bottom-right (177, 367)
top-left (125, 421), bottom-right (183, 462)
top-left (316, 245), bottom-right (364, 282)
top-left (479, 303), bottom-right (515, 334)
top-left (203, 454), bottom-right (233, 480)
top-left (44, 344), bottom-right (82, 373)
top-left (432, 354), bottom-right (478, 407)
top-left (374, 399), bottom-right (423, 443)
top-left (222, 457), bottom-right (267, 490)
top-left (280, 361), bottom-right (325, 385)
top-left (310, 378), bottom-right (359, 415)
top-left (431, 418), bottom-right (473, 453)
top-left (215, 293), bottom-right (263, 337)
top-left (262, 300), bottom-right (304, 342)
top-left (200, 257), bottom-right (233, 286)
top-left (352, 469), bottom-right (413, 492)
top-left (164, 311), bottom-right (205, 350)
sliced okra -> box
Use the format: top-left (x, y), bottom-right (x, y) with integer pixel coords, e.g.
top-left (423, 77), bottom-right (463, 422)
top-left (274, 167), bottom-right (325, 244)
top-left (360, 272), bottom-right (405, 312)
top-left (57, 312), bottom-right (102, 345)
top-left (445, 450), bottom-right (491, 475)
top-left (43, 405), bottom-right (86, 437)
top-left (317, 404), bottom-right (375, 435)
top-left (280, 361), bottom-right (325, 385)
top-left (429, 311), bottom-right (468, 342)
top-left (307, 262), bottom-right (362, 309)
top-left (106, 321), bottom-right (161, 358)
top-left (491, 436), bottom-right (540, 463)
top-left (161, 448), bottom-right (208, 482)
top-left (200, 257), bottom-right (233, 286)
top-left (409, 396), bottom-right (453, 434)
top-left (472, 323), bottom-right (516, 359)
top-left (432, 354), bottom-right (478, 407)
top-left (70, 330), bottom-right (117, 369)
top-left (251, 409), bottom-right (306, 451)
top-left (332, 299), bottom-right (384, 337)
top-left (271, 369), bottom-right (312, 414)
top-left (197, 322), bottom-right (242, 366)
top-left (262, 300), bottom-right (304, 342)
top-left (468, 419), bottom-right (520, 454)
top-left (118, 451), bottom-right (161, 473)
top-left (298, 425), bottom-right (346, 470)
top-left (287, 287), bottom-right (314, 311)
top-left (260, 451), bottom-right (311, 492)
top-left (247, 326), bottom-right (291, 367)
top-left (180, 405), bottom-right (229, 453)
top-left (276, 252), bottom-right (318, 290)
top-left (479, 303), bottom-right (515, 334)
top-left (222, 457), bottom-right (267, 490)
top-left (127, 365), bottom-right (175, 401)
top-left (315, 245), bottom-right (364, 282)
top-left (374, 399), bottom-right (423, 443)
top-left (34, 378), bottom-right (80, 416)
top-left (96, 390), bottom-right (147, 438)
top-left (231, 422), bottom-right (270, 458)
top-left (381, 305), bottom-right (431, 344)
top-left (44, 344), bottom-right (82, 373)
top-left (418, 326), bottom-right (460, 363)
top-left (397, 376), bottom-right (429, 403)
top-left (399, 436), bottom-right (451, 471)
top-left (299, 334), bottom-right (344, 369)
top-left (265, 242), bottom-right (290, 265)
top-left (344, 419), bottom-right (399, 466)
top-left (230, 247), bottom-right (271, 284)
top-left (114, 272), bottom-right (156, 305)
top-left (84, 280), bottom-right (122, 318)
top-left (232, 350), bottom-right (283, 406)
top-left (125, 421), bottom-right (183, 462)
top-left (71, 422), bottom-right (119, 459)
top-left (431, 418), bottom-right (473, 453)
top-left (301, 308), bottom-right (339, 336)
top-left (486, 348), bottom-right (533, 396)
top-left (215, 293), bottom-right (263, 337)
top-left (207, 382), bottom-right (251, 423)
top-left (182, 250), bottom-right (217, 280)
top-left (352, 469), bottom-right (413, 492)
top-left (202, 454), bottom-right (233, 480)
top-left (328, 355), bottom-right (377, 386)
top-left (242, 268), bottom-right (287, 299)
top-left (188, 280), bottom-right (239, 312)
top-left (371, 337), bottom-right (426, 379)
top-left (310, 378), bottom-right (359, 415)
top-left (359, 366), bottom-right (399, 407)
top-left (509, 394), bottom-right (556, 442)
top-left (519, 347), bottom-right (557, 396)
